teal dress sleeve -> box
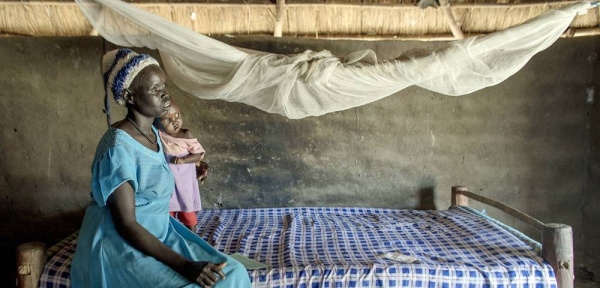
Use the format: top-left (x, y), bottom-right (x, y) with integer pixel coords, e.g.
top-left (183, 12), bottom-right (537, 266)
top-left (91, 144), bottom-right (138, 207)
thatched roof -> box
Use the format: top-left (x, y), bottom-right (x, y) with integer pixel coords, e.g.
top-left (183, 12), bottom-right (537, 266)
top-left (0, 0), bottom-right (598, 40)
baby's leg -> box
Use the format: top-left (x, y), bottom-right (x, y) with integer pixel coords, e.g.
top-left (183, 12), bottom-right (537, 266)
top-left (178, 211), bottom-right (198, 233)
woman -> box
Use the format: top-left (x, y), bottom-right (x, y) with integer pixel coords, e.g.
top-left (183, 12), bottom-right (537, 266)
top-left (71, 48), bottom-right (251, 288)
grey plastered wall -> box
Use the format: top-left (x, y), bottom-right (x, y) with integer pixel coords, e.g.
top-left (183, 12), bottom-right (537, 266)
top-left (585, 41), bottom-right (600, 281)
top-left (0, 36), bottom-right (599, 286)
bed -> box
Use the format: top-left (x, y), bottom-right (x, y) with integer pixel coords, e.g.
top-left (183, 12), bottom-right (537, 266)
top-left (16, 186), bottom-right (574, 288)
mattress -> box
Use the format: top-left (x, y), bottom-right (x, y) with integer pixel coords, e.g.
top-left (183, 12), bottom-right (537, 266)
top-left (40, 206), bottom-right (556, 288)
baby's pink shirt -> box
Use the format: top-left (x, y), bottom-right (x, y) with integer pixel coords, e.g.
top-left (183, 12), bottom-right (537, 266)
top-left (159, 130), bottom-right (205, 155)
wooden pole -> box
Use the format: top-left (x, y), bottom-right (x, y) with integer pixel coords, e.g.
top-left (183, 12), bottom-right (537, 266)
top-left (16, 242), bottom-right (47, 288)
top-left (274, 0), bottom-right (285, 37)
top-left (454, 189), bottom-right (546, 231)
top-left (438, 0), bottom-right (465, 39)
top-left (451, 185), bottom-right (469, 206)
top-left (542, 224), bottom-right (574, 288)
top-left (292, 28), bottom-right (600, 41)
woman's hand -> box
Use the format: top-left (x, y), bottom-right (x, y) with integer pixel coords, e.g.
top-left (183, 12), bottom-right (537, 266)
top-left (179, 261), bottom-right (226, 287)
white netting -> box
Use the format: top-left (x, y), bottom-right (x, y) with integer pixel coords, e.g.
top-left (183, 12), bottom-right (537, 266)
top-left (75, 0), bottom-right (591, 119)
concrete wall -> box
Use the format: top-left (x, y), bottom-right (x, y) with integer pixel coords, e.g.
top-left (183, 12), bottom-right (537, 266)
top-left (584, 45), bottom-right (600, 281)
top-left (1, 36), bottom-right (598, 286)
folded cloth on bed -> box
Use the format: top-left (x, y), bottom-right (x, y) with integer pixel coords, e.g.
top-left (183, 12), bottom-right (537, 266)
top-left (40, 206), bottom-right (556, 288)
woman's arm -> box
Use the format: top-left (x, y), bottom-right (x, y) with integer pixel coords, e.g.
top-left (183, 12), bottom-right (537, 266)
top-left (107, 182), bottom-right (224, 287)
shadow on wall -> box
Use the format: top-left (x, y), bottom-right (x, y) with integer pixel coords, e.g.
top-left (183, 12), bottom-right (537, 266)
top-left (415, 175), bottom-right (437, 210)
top-left (0, 174), bottom-right (86, 287)
top-left (3, 210), bottom-right (86, 287)
top-left (416, 187), bottom-right (437, 210)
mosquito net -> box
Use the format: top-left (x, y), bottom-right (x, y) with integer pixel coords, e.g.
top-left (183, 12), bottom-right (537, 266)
top-left (76, 0), bottom-right (592, 119)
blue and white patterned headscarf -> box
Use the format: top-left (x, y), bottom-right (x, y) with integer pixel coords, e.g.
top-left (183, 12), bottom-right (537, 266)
top-left (101, 49), bottom-right (160, 125)
top-left (102, 48), bottom-right (160, 105)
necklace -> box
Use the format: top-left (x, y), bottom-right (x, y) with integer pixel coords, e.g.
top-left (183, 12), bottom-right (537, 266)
top-left (126, 117), bottom-right (157, 145)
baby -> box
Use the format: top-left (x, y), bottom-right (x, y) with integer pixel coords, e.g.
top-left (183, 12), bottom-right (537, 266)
top-left (157, 97), bottom-right (208, 232)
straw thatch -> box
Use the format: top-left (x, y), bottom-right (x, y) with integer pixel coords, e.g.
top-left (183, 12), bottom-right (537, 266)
top-left (1, 1), bottom-right (599, 39)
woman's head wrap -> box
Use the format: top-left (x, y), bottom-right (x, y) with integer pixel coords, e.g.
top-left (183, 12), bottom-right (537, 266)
top-left (102, 48), bottom-right (160, 106)
top-left (100, 48), bottom-right (160, 126)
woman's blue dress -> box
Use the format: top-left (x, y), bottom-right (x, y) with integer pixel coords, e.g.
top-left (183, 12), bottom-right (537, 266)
top-left (71, 127), bottom-right (250, 288)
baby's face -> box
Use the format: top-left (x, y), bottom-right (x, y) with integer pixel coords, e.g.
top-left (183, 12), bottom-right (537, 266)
top-left (159, 105), bottom-right (183, 135)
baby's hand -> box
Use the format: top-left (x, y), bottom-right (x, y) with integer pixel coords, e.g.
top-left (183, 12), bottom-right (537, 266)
top-left (196, 161), bottom-right (209, 185)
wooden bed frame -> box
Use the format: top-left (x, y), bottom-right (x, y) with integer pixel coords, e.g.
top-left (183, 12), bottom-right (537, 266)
top-left (15, 185), bottom-right (574, 288)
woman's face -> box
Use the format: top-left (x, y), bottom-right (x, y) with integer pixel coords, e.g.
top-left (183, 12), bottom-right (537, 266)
top-left (130, 65), bottom-right (171, 118)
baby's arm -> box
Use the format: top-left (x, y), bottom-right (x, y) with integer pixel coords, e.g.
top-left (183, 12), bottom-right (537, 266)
top-left (107, 182), bottom-right (225, 286)
top-left (172, 152), bottom-right (204, 164)
top-left (171, 129), bottom-right (205, 164)
top-left (173, 152), bottom-right (204, 164)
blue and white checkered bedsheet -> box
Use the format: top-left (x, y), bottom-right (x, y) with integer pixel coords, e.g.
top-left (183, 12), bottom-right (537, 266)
top-left (39, 206), bottom-right (556, 288)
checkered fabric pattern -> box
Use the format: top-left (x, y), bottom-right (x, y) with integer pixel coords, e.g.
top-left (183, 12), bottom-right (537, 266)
top-left (39, 233), bottom-right (77, 288)
top-left (39, 206), bottom-right (557, 288)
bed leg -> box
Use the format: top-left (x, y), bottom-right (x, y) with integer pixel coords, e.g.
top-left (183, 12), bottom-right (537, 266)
top-left (16, 242), bottom-right (47, 288)
top-left (542, 224), bottom-right (574, 288)
top-left (451, 186), bottom-right (469, 206)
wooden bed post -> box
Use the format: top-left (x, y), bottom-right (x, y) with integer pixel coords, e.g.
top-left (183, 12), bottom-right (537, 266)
top-left (542, 224), bottom-right (574, 288)
top-left (449, 185), bottom-right (573, 288)
top-left (16, 242), bottom-right (46, 288)
top-left (451, 186), bottom-right (469, 206)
